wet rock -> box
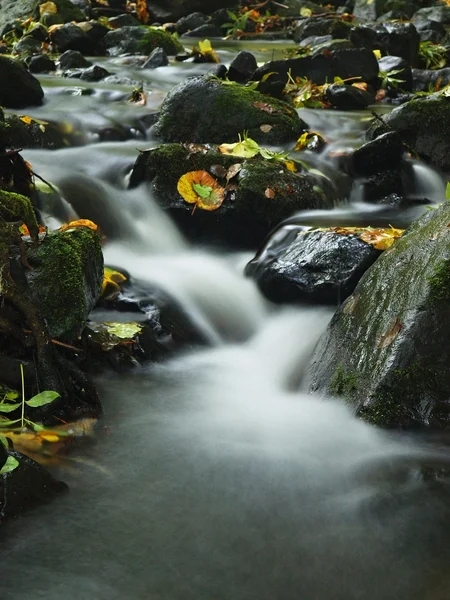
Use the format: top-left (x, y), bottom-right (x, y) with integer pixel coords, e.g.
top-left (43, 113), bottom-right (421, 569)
top-left (325, 84), bottom-right (375, 110)
top-left (58, 49), bottom-right (91, 70)
top-left (412, 67), bottom-right (450, 92)
top-left (24, 22), bottom-right (48, 42)
top-left (353, 0), bottom-right (418, 21)
top-left (181, 24), bottom-right (222, 38)
top-left (0, 112), bottom-right (77, 149)
top-left (310, 38), bottom-right (353, 54)
top-left (0, 55), bottom-right (43, 108)
top-left (352, 132), bottom-right (405, 177)
top-left (79, 64), bottom-right (110, 81)
top-left (101, 26), bottom-right (184, 56)
top-left (367, 94), bottom-right (450, 172)
top-left (293, 17), bottom-right (352, 43)
top-left (246, 227), bottom-right (380, 305)
top-left (153, 75), bottom-right (306, 145)
top-left (39, 0), bottom-right (85, 26)
top-left (228, 51), bottom-right (257, 83)
top-left (142, 47), bottom-right (169, 69)
top-left (175, 12), bottom-right (208, 34)
top-left (147, 0), bottom-right (237, 22)
top-left (412, 6), bottom-right (450, 25)
top-left (253, 49), bottom-right (379, 87)
top-left (378, 55), bottom-right (412, 91)
top-left (350, 22), bottom-right (420, 65)
top-left (360, 168), bottom-right (403, 203)
top-left (0, 0), bottom-right (83, 33)
top-left (0, 449), bottom-right (67, 523)
top-left (108, 14), bottom-right (140, 28)
top-left (49, 23), bottom-right (94, 54)
top-left (129, 144), bottom-right (330, 248)
top-left (308, 200), bottom-right (450, 429)
top-left (27, 54), bottom-right (56, 73)
top-left (26, 227), bottom-right (104, 340)
top-left (13, 36), bottom-right (42, 56)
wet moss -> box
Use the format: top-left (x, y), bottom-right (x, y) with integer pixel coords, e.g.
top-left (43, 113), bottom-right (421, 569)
top-left (0, 190), bottom-right (38, 238)
top-left (428, 258), bottom-right (450, 303)
top-left (329, 363), bottom-right (359, 398)
top-left (359, 392), bottom-right (405, 428)
top-left (26, 227), bottom-right (103, 340)
top-left (139, 27), bottom-right (184, 55)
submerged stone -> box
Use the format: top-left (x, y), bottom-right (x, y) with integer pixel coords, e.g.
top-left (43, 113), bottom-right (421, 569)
top-left (153, 75), bottom-right (306, 144)
top-left (308, 200), bottom-right (450, 428)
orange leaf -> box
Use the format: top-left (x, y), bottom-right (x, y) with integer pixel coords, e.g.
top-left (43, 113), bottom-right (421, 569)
top-left (177, 171), bottom-right (225, 212)
top-left (265, 188), bottom-right (275, 198)
top-left (136, 0), bottom-right (149, 23)
top-left (59, 219), bottom-right (98, 232)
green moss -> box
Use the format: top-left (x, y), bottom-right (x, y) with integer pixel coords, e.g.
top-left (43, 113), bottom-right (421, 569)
top-left (27, 227), bottom-right (103, 340)
top-left (359, 391), bottom-right (405, 428)
top-left (139, 27), bottom-right (184, 55)
top-left (329, 364), bottom-right (359, 398)
top-left (0, 189), bottom-right (38, 238)
top-left (428, 258), bottom-right (450, 302)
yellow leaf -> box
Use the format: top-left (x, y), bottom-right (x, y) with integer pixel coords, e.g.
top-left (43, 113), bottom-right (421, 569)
top-left (102, 267), bottom-right (128, 297)
top-left (218, 136), bottom-right (260, 158)
top-left (373, 49), bottom-right (382, 59)
top-left (40, 434), bottom-right (60, 443)
top-left (284, 160), bottom-right (297, 172)
top-left (19, 115), bottom-right (33, 125)
top-left (39, 1), bottom-right (58, 15)
top-left (325, 226), bottom-right (404, 250)
top-left (59, 219), bottom-right (98, 232)
top-left (295, 132), bottom-right (310, 151)
top-left (300, 7), bottom-right (312, 16)
top-left (177, 171), bottom-right (225, 212)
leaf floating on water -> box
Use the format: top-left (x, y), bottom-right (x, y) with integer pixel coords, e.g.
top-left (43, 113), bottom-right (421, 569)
top-left (0, 455), bottom-right (19, 474)
top-left (59, 219), bottom-right (98, 233)
top-left (177, 171), bottom-right (225, 211)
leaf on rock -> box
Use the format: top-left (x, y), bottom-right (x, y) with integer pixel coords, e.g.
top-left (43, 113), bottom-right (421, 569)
top-left (177, 171), bottom-right (225, 211)
top-left (226, 163), bottom-right (242, 181)
top-left (325, 226), bottom-right (404, 250)
top-left (260, 124), bottom-right (273, 133)
top-left (283, 160), bottom-right (297, 172)
top-left (104, 322), bottom-right (143, 339)
top-left (26, 391), bottom-right (60, 408)
top-left (218, 136), bottom-right (260, 158)
top-left (265, 188), bottom-right (275, 198)
top-left (39, 1), bottom-right (58, 15)
top-left (136, 0), bottom-right (150, 23)
top-left (59, 219), bottom-right (98, 232)
top-left (195, 39), bottom-right (219, 63)
top-left (0, 455), bottom-right (19, 474)
top-left (252, 101), bottom-right (275, 114)
top-left (102, 267), bottom-right (128, 298)
top-left (378, 317), bottom-right (403, 348)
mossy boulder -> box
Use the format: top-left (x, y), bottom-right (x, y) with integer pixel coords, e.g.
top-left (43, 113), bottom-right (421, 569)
top-left (153, 76), bottom-right (306, 145)
top-left (25, 227), bottom-right (104, 340)
top-left (0, 448), bottom-right (67, 523)
top-left (129, 143), bottom-right (331, 248)
top-left (307, 200), bottom-right (450, 429)
top-left (0, 113), bottom-right (83, 149)
top-left (0, 55), bottom-right (43, 108)
top-left (39, 0), bottom-right (85, 26)
top-left (101, 26), bottom-right (184, 56)
top-left (367, 94), bottom-right (450, 172)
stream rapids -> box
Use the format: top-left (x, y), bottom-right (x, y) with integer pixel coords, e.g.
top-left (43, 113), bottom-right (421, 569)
top-left (1, 41), bottom-right (450, 600)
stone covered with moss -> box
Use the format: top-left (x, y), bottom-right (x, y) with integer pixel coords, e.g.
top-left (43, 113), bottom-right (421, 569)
top-left (153, 75), bottom-right (307, 144)
top-left (38, 0), bottom-right (85, 26)
top-left (308, 200), bottom-right (450, 428)
top-left (367, 94), bottom-right (450, 171)
top-left (101, 26), bottom-right (184, 56)
top-left (129, 143), bottom-right (331, 248)
top-left (25, 227), bottom-right (103, 340)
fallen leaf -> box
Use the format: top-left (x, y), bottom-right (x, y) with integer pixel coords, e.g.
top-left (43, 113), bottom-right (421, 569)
top-left (210, 164), bottom-right (227, 178)
top-left (378, 317), bottom-right (402, 348)
top-left (260, 124), bottom-right (273, 133)
top-left (325, 226), bottom-right (404, 250)
top-left (104, 322), bottom-right (143, 339)
top-left (102, 267), bottom-right (128, 298)
top-left (226, 163), bottom-right (242, 181)
top-left (59, 219), bottom-right (98, 232)
top-left (177, 171), bottom-right (225, 211)
top-left (265, 188), bottom-right (275, 198)
top-left (136, 0), bottom-right (150, 23)
top-left (39, 1), bottom-right (58, 15)
top-left (252, 101), bottom-right (275, 114)
top-left (283, 160), bottom-right (297, 172)
top-left (0, 455), bottom-right (19, 474)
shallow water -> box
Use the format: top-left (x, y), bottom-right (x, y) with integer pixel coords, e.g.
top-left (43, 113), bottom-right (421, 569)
top-left (1, 40), bottom-right (450, 600)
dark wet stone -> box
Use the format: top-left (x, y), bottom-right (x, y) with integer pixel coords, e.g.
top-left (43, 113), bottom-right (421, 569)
top-left (228, 51), bottom-right (257, 83)
top-left (58, 49), bottom-right (92, 70)
top-left (350, 22), bottom-right (420, 65)
top-left (181, 23), bottom-right (222, 38)
top-left (49, 23), bottom-right (94, 54)
top-left (354, 0), bottom-right (419, 21)
top-left (153, 75), bottom-right (306, 145)
top-left (352, 132), bottom-right (404, 177)
top-left (27, 54), bottom-right (56, 73)
top-left (0, 450), bottom-right (67, 523)
top-left (175, 12), bottom-right (208, 34)
top-left (412, 67), bottom-right (450, 92)
top-left (362, 168), bottom-right (403, 203)
top-left (378, 55), bottom-right (412, 91)
top-left (13, 36), bottom-right (42, 55)
top-left (246, 227), bottom-right (380, 305)
top-left (293, 16), bottom-right (352, 42)
top-left (101, 26), bottom-right (183, 56)
top-left (108, 14), bottom-right (140, 28)
top-left (308, 200), bottom-right (450, 428)
top-left (79, 64), bottom-right (110, 81)
top-left (142, 47), bottom-right (169, 69)
top-left (253, 48), bottom-right (379, 86)
top-left (24, 22), bottom-right (48, 41)
top-left (412, 6), bottom-right (450, 25)
top-left (325, 84), bottom-right (374, 110)
top-left (0, 55), bottom-right (43, 108)
top-left (148, 0), bottom-right (237, 22)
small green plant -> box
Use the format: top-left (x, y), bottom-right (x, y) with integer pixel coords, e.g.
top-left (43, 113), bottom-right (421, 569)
top-left (378, 68), bottom-right (406, 89)
top-left (222, 10), bottom-right (253, 36)
top-left (419, 41), bottom-right (448, 70)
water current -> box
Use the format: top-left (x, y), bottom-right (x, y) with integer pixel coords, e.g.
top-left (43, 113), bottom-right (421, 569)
top-left (1, 40), bottom-right (450, 600)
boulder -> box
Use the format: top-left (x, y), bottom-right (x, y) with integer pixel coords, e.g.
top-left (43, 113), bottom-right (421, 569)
top-left (79, 64), bottom-right (110, 81)
top-left (353, 0), bottom-right (419, 21)
top-left (146, 0), bottom-right (237, 22)
top-left (175, 12), bottom-right (208, 34)
top-left (129, 144), bottom-right (331, 248)
top-left (308, 199), bottom-right (450, 428)
top-left (325, 84), bottom-right (375, 110)
top-left (349, 22), bottom-right (420, 65)
top-left (101, 26), bottom-right (184, 56)
top-left (0, 56), bottom-right (43, 108)
top-left (412, 67), bottom-right (450, 92)
top-left (153, 75), bottom-right (306, 145)
top-left (245, 227), bottom-right (380, 304)
top-left (26, 226), bottom-right (104, 340)
top-left (27, 55), bottom-right (56, 73)
top-left (293, 17), bottom-right (352, 43)
top-left (49, 23), bottom-right (95, 54)
top-left (0, 448), bottom-right (67, 523)
top-left (352, 132), bottom-right (405, 177)
top-left (253, 49), bottom-right (379, 87)
top-left (182, 24), bottom-right (222, 38)
top-left (58, 49), bottom-right (92, 70)
top-left (142, 47), bottom-right (168, 69)
top-left (228, 51), bottom-right (257, 83)
top-left (0, 0), bottom-right (84, 33)
top-left (412, 6), bottom-right (450, 25)
top-left (366, 94), bottom-right (450, 172)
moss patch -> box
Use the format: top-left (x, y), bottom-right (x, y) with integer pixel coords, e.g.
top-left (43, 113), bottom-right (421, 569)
top-left (329, 363), bottom-right (359, 398)
top-left (428, 258), bottom-right (450, 303)
top-left (138, 27), bottom-right (184, 55)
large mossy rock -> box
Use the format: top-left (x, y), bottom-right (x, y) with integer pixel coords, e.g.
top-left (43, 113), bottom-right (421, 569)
top-left (26, 227), bottom-right (104, 340)
top-left (0, 56), bottom-right (43, 109)
top-left (0, 0), bottom-right (84, 31)
top-left (153, 76), bottom-right (306, 144)
top-left (0, 448), bottom-right (67, 522)
top-left (101, 26), bottom-right (184, 56)
top-left (367, 94), bottom-right (450, 172)
top-left (307, 200), bottom-right (450, 429)
top-left (129, 144), bottom-right (331, 248)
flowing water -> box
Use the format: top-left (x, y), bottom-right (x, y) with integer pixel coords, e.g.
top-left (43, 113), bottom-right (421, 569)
top-left (1, 41), bottom-right (450, 600)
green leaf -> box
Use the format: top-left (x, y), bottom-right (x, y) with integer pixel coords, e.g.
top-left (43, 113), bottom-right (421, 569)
top-left (0, 455), bottom-right (19, 474)
top-left (0, 403), bottom-right (21, 413)
top-left (0, 434), bottom-right (9, 448)
top-left (25, 391), bottom-right (60, 408)
top-left (0, 418), bottom-right (21, 427)
top-left (192, 183), bottom-right (213, 198)
top-left (104, 322), bottom-right (143, 339)
top-left (5, 391), bottom-right (19, 400)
